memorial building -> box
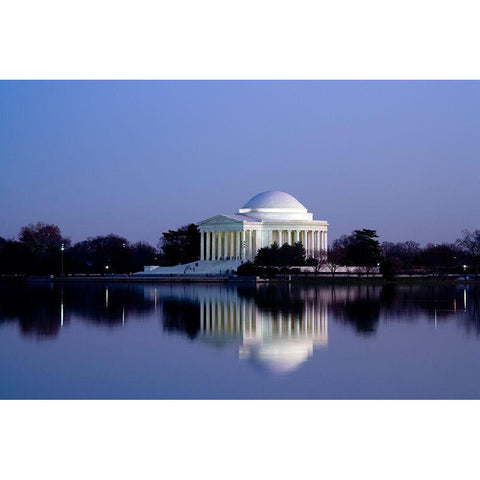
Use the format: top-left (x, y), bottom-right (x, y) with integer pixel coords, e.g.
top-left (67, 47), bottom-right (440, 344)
top-left (198, 190), bottom-right (328, 262)
top-left (140, 190), bottom-right (328, 275)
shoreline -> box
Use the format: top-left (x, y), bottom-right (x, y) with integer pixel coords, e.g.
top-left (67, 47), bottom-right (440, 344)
top-left (0, 275), bottom-right (478, 286)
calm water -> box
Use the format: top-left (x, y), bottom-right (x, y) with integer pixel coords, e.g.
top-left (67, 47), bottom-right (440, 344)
top-left (0, 281), bottom-right (479, 399)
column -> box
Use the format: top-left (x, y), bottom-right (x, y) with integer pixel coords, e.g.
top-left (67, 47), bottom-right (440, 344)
top-left (216, 232), bottom-right (221, 260)
top-left (251, 230), bottom-right (256, 260)
top-left (295, 230), bottom-right (299, 243)
top-left (206, 231), bottom-right (211, 260)
top-left (287, 230), bottom-right (291, 246)
top-left (241, 230), bottom-right (246, 261)
top-left (247, 230), bottom-right (252, 260)
top-left (200, 231), bottom-right (205, 260)
top-left (244, 231), bottom-right (248, 260)
top-left (249, 230), bottom-right (253, 260)
top-left (229, 231), bottom-right (234, 260)
top-left (236, 231), bottom-right (240, 260)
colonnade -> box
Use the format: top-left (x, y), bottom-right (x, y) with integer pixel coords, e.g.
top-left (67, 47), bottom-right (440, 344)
top-left (267, 229), bottom-right (327, 258)
top-left (200, 228), bottom-right (328, 261)
top-left (200, 230), bottom-right (250, 261)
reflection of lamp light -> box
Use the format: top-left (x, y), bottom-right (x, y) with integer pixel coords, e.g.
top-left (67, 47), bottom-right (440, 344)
top-left (60, 287), bottom-right (64, 327)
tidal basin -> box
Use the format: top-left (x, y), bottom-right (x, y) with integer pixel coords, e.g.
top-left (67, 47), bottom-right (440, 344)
top-left (1, 281), bottom-right (479, 399)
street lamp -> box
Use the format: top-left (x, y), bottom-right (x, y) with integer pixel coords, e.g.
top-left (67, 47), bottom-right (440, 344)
top-left (60, 243), bottom-right (65, 276)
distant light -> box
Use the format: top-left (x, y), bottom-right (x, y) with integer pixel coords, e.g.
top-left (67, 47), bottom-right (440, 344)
top-left (463, 265), bottom-right (467, 270)
top-left (105, 265), bottom-right (109, 270)
top-left (61, 243), bottom-right (65, 251)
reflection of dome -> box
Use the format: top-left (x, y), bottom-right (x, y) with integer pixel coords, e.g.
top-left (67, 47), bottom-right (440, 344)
top-left (238, 191), bottom-right (313, 221)
top-left (240, 339), bottom-right (317, 375)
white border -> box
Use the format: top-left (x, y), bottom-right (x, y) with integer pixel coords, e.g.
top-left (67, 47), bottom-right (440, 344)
top-left (1, 0), bottom-right (480, 79)
top-left (1, 401), bottom-right (478, 479)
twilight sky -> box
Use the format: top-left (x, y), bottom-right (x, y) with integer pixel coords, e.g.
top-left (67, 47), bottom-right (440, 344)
top-left (1, 80), bottom-right (479, 246)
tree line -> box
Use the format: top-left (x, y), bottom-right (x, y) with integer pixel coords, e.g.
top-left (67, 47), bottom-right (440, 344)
top-left (0, 222), bottom-right (202, 275)
top-left (0, 221), bottom-right (479, 278)
top-left (238, 228), bottom-right (480, 279)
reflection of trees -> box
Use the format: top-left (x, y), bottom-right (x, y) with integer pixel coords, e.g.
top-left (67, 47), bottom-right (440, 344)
top-left (460, 286), bottom-right (480, 336)
top-left (328, 284), bottom-right (480, 337)
top-left (0, 283), bottom-right (67, 338)
top-left (1, 281), bottom-right (480, 340)
top-left (162, 299), bottom-right (200, 339)
top-left (237, 285), bottom-right (306, 317)
top-left (64, 283), bottom-right (154, 326)
top-left (0, 282), bottom-right (156, 338)
top-left (330, 286), bottom-right (381, 335)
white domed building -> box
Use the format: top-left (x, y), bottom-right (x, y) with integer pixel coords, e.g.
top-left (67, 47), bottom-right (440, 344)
top-left (140, 190), bottom-right (328, 275)
top-left (198, 190), bottom-right (328, 264)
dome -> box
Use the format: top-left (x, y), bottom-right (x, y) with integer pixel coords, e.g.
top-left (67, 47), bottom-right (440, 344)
top-left (237, 190), bottom-right (313, 221)
top-left (241, 191), bottom-right (307, 211)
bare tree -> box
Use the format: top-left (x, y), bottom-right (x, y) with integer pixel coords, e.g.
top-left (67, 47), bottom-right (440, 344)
top-left (355, 264), bottom-right (379, 278)
top-left (457, 229), bottom-right (480, 278)
top-left (325, 245), bottom-right (344, 280)
top-left (309, 249), bottom-right (328, 275)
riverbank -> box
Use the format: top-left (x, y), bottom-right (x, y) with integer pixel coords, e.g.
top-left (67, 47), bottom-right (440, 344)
top-left (1, 274), bottom-right (478, 286)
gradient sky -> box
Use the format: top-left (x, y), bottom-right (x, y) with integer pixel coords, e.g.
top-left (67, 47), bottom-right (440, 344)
top-left (1, 80), bottom-right (479, 247)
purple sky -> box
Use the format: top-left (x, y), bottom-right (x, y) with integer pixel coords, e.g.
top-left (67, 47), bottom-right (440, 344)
top-left (1, 80), bottom-right (479, 247)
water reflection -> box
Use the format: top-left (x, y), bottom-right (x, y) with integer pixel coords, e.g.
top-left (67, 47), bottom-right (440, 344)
top-left (198, 286), bottom-right (328, 374)
top-left (0, 282), bottom-right (480, 374)
top-left (157, 285), bottom-right (328, 373)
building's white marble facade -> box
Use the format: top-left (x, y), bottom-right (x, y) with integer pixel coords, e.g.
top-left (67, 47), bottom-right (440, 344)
top-left (198, 191), bottom-right (328, 261)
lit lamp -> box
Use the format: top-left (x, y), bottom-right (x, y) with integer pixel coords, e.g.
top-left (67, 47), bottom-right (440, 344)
top-left (60, 243), bottom-right (65, 276)
top-left (463, 265), bottom-right (467, 272)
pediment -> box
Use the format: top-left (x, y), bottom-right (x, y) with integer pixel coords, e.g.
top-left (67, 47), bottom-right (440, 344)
top-left (198, 214), bottom-right (244, 226)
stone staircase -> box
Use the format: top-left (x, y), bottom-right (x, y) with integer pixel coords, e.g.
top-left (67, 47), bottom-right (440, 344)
top-left (134, 259), bottom-right (243, 276)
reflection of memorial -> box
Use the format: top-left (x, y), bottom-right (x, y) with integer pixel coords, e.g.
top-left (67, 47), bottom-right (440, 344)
top-left (199, 289), bottom-right (328, 374)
